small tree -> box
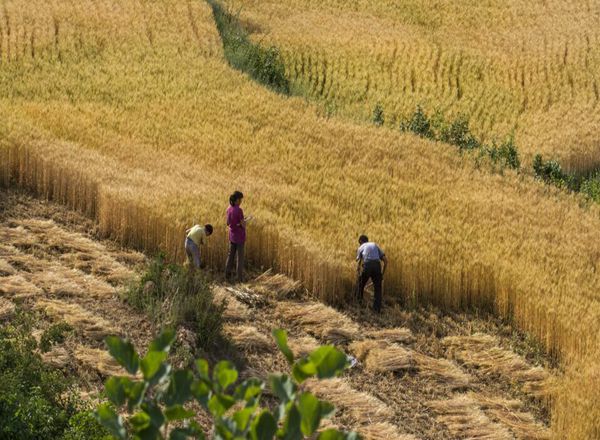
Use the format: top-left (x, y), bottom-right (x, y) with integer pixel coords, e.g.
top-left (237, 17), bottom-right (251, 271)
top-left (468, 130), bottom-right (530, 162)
top-left (372, 104), bottom-right (384, 127)
top-left (95, 329), bottom-right (359, 439)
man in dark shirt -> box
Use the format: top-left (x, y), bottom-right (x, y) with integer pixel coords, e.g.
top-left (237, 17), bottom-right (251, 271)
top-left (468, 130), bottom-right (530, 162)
top-left (356, 234), bottom-right (388, 313)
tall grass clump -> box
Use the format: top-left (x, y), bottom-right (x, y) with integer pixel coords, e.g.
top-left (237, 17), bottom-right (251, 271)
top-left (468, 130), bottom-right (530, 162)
top-left (209, 0), bottom-right (289, 94)
top-left (127, 254), bottom-right (225, 350)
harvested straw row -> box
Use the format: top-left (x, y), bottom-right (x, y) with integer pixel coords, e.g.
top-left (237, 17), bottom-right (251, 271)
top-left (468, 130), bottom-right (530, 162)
top-left (35, 298), bottom-right (117, 341)
top-left (276, 301), bottom-right (360, 344)
top-left (0, 258), bottom-right (16, 276)
top-left (223, 324), bottom-right (273, 353)
top-left (305, 378), bottom-right (394, 424)
top-left (41, 346), bottom-right (71, 369)
top-left (358, 423), bottom-right (419, 440)
top-left (428, 395), bottom-right (514, 440)
top-left (4, 219), bottom-right (138, 285)
top-left (365, 327), bottom-right (414, 344)
top-left (443, 334), bottom-right (550, 398)
top-left (251, 269), bottom-right (303, 298)
top-left (0, 274), bottom-right (43, 298)
top-left (474, 394), bottom-right (551, 440)
top-left (213, 286), bottom-right (251, 321)
top-left (352, 340), bottom-right (470, 390)
top-left (288, 335), bottom-right (320, 358)
top-left (74, 345), bottom-right (134, 377)
top-left (364, 344), bottom-right (413, 373)
top-left (0, 297), bottom-right (15, 321)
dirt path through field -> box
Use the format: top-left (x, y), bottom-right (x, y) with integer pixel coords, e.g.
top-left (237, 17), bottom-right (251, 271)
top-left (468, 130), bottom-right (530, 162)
top-left (0, 190), bottom-right (553, 439)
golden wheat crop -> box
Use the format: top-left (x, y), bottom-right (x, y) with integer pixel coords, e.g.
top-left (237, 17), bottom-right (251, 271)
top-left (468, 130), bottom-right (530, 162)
top-left (0, 0), bottom-right (599, 437)
top-left (238, 0), bottom-right (600, 173)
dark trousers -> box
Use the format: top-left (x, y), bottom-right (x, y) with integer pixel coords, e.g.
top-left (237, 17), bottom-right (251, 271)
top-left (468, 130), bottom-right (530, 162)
top-left (356, 260), bottom-right (383, 312)
top-left (225, 242), bottom-right (245, 282)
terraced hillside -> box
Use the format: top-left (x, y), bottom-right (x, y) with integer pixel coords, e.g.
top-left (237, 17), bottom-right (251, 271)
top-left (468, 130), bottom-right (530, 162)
top-left (0, 190), bottom-right (553, 438)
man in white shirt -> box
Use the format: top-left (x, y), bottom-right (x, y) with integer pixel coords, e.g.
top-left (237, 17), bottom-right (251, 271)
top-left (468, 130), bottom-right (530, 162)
top-left (356, 234), bottom-right (388, 313)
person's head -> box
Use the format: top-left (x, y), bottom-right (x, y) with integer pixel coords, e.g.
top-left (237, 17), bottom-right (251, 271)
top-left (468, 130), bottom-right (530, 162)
top-left (358, 234), bottom-right (369, 245)
top-left (204, 224), bottom-right (213, 236)
top-left (229, 191), bottom-right (244, 206)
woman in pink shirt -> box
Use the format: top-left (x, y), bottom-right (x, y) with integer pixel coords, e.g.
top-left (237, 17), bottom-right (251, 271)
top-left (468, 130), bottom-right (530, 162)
top-left (225, 191), bottom-right (250, 282)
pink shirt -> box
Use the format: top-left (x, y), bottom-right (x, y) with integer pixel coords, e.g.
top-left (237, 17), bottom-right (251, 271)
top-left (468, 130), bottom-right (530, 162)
top-left (227, 205), bottom-right (246, 244)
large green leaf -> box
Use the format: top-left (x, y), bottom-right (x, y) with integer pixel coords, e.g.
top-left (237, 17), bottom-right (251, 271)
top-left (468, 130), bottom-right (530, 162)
top-left (105, 376), bottom-right (127, 406)
top-left (207, 393), bottom-right (236, 417)
top-left (213, 361), bottom-right (238, 392)
top-left (130, 411), bottom-right (152, 431)
top-left (142, 402), bottom-right (165, 429)
top-left (269, 374), bottom-right (296, 404)
top-left (291, 358), bottom-right (317, 384)
top-left (298, 392), bottom-right (321, 436)
top-left (250, 410), bottom-right (277, 440)
top-left (105, 336), bottom-right (140, 375)
top-left (141, 351), bottom-right (168, 382)
top-left (309, 346), bottom-right (349, 378)
top-left (195, 359), bottom-right (210, 382)
top-left (272, 329), bottom-right (294, 364)
top-left (149, 328), bottom-right (176, 352)
top-left (125, 380), bottom-right (149, 411)
top-left (95, 403), bottom-right (126, 440)
top-left (317, 431), bottom-right (360, 440)
top-left (164, 404), bottom-right (195, 421)
top-left (191, 379), bottom-right (211, 408)
top-left (234, 378), bottom-right (264, 404)
top-left (164, 369), bottom-right (194, 406)
top-left (233, 407), bottom-right (255, 432)
top-left (282, 403), bottom-right (302, 440)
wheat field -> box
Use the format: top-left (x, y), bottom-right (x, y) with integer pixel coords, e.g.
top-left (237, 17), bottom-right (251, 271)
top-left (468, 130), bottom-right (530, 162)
top-left (238, 0), bottom-right (600, 173)
top-left (0, 0), bottom-right (599, 437)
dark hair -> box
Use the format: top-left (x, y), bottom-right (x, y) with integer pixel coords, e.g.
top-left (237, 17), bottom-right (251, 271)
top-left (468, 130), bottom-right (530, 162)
top-left (204, 224), bottom-right (213, 235)
top-left (358, 235), bottom-right (368, 244)
top-left (229, 191), bottom-right (244, 206)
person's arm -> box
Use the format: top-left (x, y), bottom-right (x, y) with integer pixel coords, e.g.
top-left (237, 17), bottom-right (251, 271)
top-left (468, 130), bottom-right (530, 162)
top-left (381, 254), bottom-right (388, 276)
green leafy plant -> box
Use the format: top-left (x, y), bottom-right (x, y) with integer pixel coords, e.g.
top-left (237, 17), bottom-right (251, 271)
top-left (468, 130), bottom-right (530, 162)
top-left (372, 103), bottom-right (385, 127)
top-left (0, 311), bottom-right (105, 440)
top-left (40, 321), bottom-right (74, 352)
top-left (95, 328), bottom-right (359, 439)
top-left (400, 105), bottom-right (433, 139)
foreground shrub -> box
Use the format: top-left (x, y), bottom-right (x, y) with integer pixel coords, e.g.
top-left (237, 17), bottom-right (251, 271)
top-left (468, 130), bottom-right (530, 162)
top-left (127, 254), bottom-right (225, 351)
top-left (96, 328), bottom-right (359, 439)
top-left (0, 311), bottom-right (108, 440)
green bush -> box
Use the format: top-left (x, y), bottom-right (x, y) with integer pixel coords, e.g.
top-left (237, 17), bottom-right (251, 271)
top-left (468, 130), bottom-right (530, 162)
top-left (0, 311), bottom-right (105, 440)
top-left (40, 321), bottom-right (74, 352)
top-left (96, 329), bottom-right (359, 440)
top-left (210, 1), bottom-right (289, 94)
top-left (440, 115), bottom-right (480, 150)
top-left (61, 411), bottom-right (111, 440)
top-left (400, 105), bottom-right (433, 139)
top-left (126, 255), bottom-right (225, 351)
top-left (372, 103), bottom-right (385, 126)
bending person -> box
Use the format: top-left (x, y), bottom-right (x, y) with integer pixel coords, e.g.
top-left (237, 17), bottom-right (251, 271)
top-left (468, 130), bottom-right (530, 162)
top-left (356, 234), bottom-right (388, 313)
top-left (225, 191), bottom-right (252, 283)
top-left (185, 223), bottom-right (213, 271)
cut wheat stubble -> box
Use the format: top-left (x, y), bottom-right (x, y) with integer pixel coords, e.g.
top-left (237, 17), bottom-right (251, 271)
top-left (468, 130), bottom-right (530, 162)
top-left (223, 324), bottom-right (273, 353)
top-left (35, 298), bottom-right (117, 341)
top-left (443, 334), bottom-right (550, 398)
top-left (428, 395), bottom-right (514, 440)
top-left (276, 301), bottom-right (360, 344)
